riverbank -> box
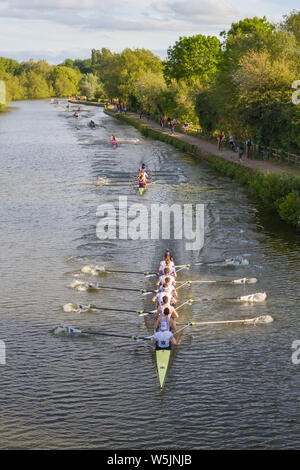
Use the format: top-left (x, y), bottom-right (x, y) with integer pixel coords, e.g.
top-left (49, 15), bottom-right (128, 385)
top-left (68, 99), bottom-right (105, 107)
top-left (105, 109), bottom-right (300, 230)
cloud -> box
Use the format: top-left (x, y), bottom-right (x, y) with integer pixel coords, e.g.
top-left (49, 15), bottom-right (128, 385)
top-left (0, 0), bottom-right (240, 31)
top-left (151, 0), bottom-right (239, 24)
top-left (1, 0), bottom-right (96, 10)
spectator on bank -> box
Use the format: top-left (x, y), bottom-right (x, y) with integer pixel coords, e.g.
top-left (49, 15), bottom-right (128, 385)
top-left (237, 143), bottom-right (244, 162)
top-left (229, 134), bottom-right (236, 151)
top-left (246, 138), bottom-right (253, 158)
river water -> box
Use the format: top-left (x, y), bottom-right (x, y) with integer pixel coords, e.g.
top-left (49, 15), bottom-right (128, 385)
top-left (0, 100), bottom-right (299, 450)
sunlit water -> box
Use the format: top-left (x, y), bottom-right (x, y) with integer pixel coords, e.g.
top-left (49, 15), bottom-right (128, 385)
top-left (0, 100), bottom-right (299, 449)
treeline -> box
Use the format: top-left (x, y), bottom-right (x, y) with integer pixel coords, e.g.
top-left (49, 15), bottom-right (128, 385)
top-left (1, 10), bottom-right (299, 153)
top-left (86, 12), bottom-right (300, 152)
top-left (0, 57), bottom-right (104, 105)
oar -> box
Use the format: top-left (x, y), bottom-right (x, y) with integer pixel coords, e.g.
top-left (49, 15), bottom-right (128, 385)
top-left (175, 278), bottom-right (257, 285)
top-left (104, 269), bottom-right (157, 276)
top-left (85, 258), bottom-right (232, 277)
top-left (174, 259), bottom-right (227, 268)
top-left (176, 315), bottom-right (274, 326)
top-left (64, 303), bottom-right (154, 315)
top-left (70, 282), bottom-right (153, 295)
top-left (188, 292), bottom-right (267, 303)
top-left (81, 331), bottom-right (151, 340)
top-left (53, 326), bottom-right (152, 340)
top-left (138, 298), bottom-right (194, 317)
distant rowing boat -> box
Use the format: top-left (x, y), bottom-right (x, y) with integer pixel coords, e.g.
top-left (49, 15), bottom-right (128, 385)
top-left (139, 184), bottom-right (147, 196)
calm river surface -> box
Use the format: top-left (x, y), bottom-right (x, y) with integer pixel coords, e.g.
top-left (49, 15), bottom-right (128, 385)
top-left (0, 100), bottom-right (299, 449)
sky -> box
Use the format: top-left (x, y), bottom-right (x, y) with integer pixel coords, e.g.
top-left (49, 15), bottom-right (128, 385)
top-left (0, 0), bottom-right (298, 64)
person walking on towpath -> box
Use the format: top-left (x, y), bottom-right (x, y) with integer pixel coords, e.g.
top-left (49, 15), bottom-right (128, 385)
top-left (246, 138), bottom-right (253, 158)
top-left (237, 143), bottom-right (244, 162)
top-left (217, 131), bottom-right (224, 150)
top-left (229, 134), bottom-right (236, 151)
top-left (183, 122), bottom-right (189, 134)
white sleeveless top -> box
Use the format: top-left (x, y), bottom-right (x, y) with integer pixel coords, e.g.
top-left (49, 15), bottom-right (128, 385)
top-left (153, 330), bottom-right (173, 348)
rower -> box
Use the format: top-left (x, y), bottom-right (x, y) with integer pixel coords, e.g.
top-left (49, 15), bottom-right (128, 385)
top-left (155, 307), bottom-right (177, 334)
top-left (152, 288), bottom-right (175, 306)
top-left (151, 323), bottom-right (177, 350)
top-left (158, 278), bottom-right (177, 299)
top-left (138, 164), bottom-right (148, 179)
top-left (156, 268), bottom-right (176, 288)
top-left (156, 296), bottom-right (179, 320)
top-left (138, 170), bottom-right (147, 190)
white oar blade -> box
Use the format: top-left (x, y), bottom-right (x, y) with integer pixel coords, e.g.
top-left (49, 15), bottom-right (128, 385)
top-left (239, 292), bottom-right (267, 302)
top-left (63, 303), bottom-right (92, 313)
top-left (68, 280), bottom-right (98, 291)
top-left (251, 315), bottom-right (274, 324)
top-left (63, 303), bottom-right (79, 312)
top-left (233, 278), bottom-right (257, 285)
top-left (81, 264), bottom-right (106, 275)
top-left (53, 326), bottom-right (83, 336)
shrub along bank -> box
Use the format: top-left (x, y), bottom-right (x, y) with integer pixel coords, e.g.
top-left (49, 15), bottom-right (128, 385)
top-left (106, 110), bottom-right (300, 230)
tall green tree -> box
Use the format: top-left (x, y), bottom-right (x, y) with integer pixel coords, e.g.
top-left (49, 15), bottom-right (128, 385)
top-left (164, 34), bottom-right (221, 84)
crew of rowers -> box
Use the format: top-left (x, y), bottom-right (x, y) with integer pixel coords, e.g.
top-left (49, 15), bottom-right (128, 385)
top-left (151, 250), bottom-right (179, 350)
top-left (137, 163), bottom-right (148, 190)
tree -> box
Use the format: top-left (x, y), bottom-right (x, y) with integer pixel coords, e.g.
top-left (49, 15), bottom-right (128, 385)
top-left (79, 73), bottom-right (100, 97)
top-left (282, 10), bottom-right (300, 44)
top-left (164, 34), bottom-right (221, 84)
top-left (233, 50), bottom-right (298, 148)
top-left (51, 66), bottom-right (82, 96)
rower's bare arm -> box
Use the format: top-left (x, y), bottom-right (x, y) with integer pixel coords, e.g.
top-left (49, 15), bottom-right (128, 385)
top-left (172, 309), bottom-right (179, 319)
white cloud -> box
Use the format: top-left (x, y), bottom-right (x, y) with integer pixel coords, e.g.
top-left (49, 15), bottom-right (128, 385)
top-left (1, 0), bottom-right (96, 9)
top-left (151, 0), bottom-right (239, 23)
top-left (0, 0), bottom-right (297, 64)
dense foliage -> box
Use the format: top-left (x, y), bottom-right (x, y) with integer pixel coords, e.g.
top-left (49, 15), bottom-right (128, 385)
top-left (1, 10), bottom-right (299, 152)
top-left (1, 10), bottom-right (299, 228)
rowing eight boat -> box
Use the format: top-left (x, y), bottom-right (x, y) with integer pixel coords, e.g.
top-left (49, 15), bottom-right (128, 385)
top-left (156, 349), bottom-right (171, 389)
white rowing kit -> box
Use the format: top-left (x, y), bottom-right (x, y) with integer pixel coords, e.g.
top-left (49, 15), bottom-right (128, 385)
top-left (156, 291), bottom-right (172, 306)
top-left (153, 330), bottom-right (173, 349)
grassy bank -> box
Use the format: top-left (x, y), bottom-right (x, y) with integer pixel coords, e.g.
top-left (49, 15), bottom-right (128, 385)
top-left (68, 99), bottom-right (105, 107)
top-left (106, 109), bottom-right (300, 230)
